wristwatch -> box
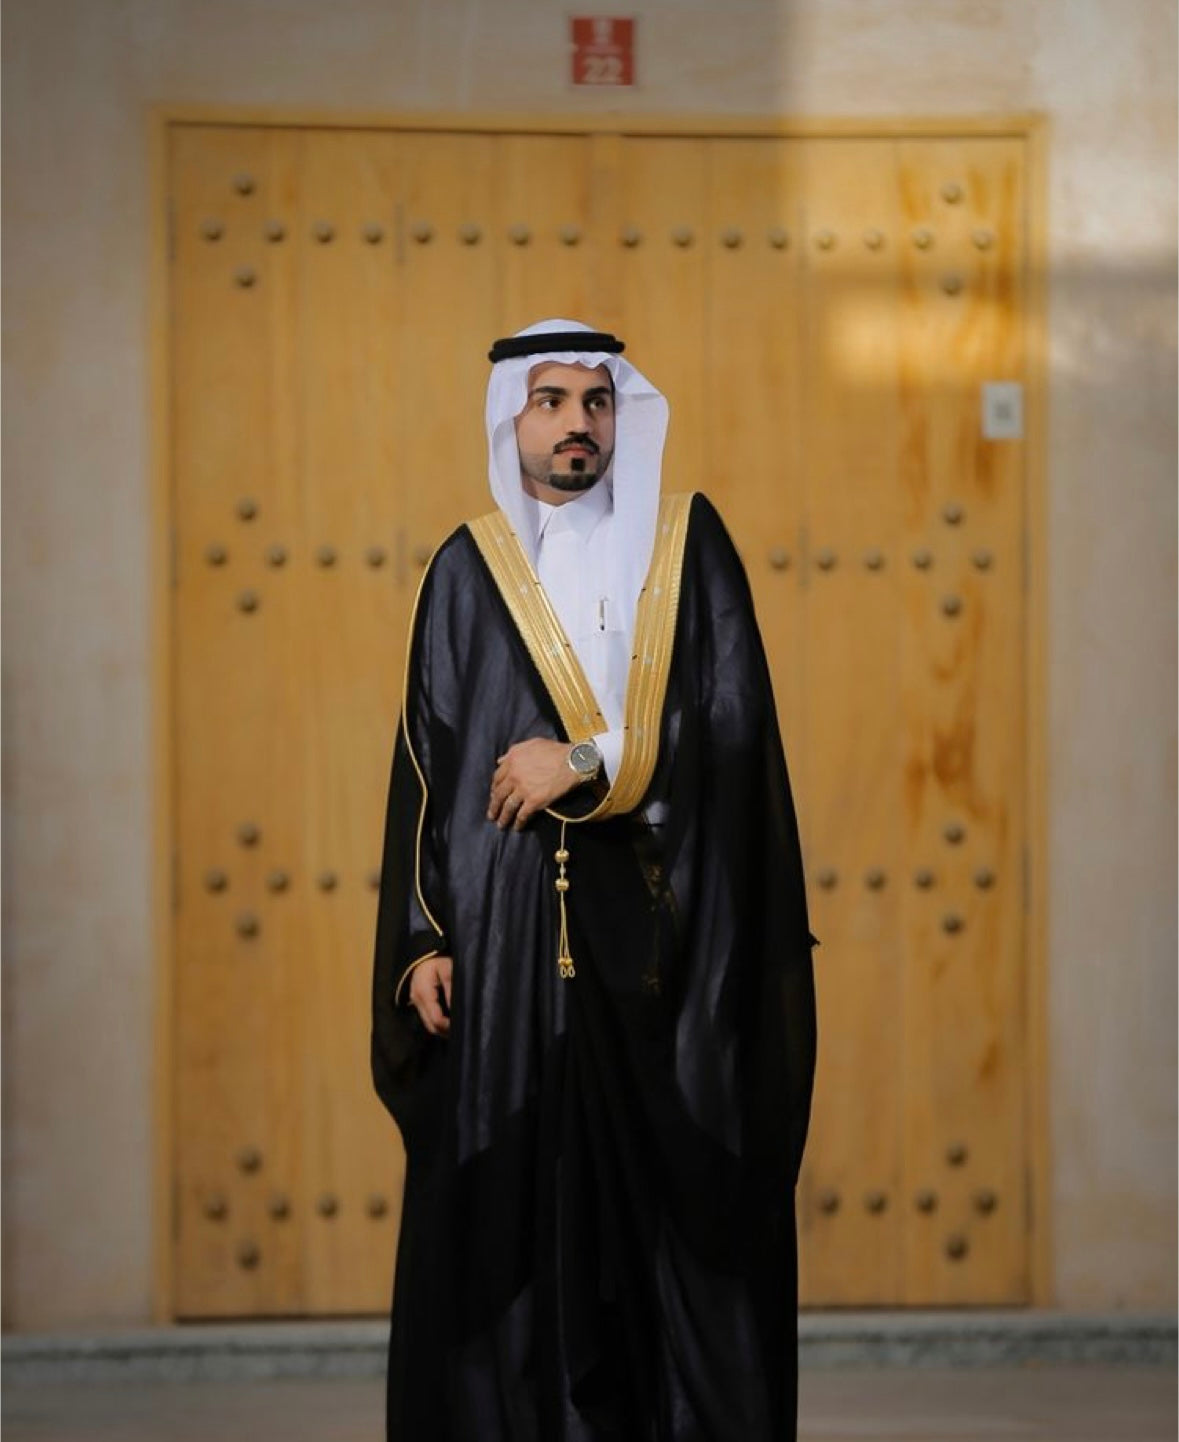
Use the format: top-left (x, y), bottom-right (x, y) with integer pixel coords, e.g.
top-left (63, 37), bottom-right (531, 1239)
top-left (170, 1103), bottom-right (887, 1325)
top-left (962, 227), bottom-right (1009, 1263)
top-left (568, 739), bottom-right (603, 783)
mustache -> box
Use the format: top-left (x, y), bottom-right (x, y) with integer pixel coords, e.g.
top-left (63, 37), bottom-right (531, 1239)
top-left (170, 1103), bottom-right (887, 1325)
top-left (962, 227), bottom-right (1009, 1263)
top-left (553, 435), bottom-right (600, 456)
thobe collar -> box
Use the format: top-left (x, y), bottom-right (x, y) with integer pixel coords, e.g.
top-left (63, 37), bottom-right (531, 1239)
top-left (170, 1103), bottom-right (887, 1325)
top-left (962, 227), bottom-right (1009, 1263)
top-left (533, 478), bottom-right (613, 544)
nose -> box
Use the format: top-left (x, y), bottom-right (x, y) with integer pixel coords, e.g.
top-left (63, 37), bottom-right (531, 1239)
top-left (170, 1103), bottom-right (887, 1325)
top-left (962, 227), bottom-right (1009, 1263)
top-left (567, 398), bottom-right (592, 430)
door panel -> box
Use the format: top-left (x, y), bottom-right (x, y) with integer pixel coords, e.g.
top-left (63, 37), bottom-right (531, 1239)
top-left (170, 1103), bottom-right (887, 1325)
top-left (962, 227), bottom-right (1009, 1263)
top-left (614, 139), bottom-right (710, 494)
top-left (891, 137), bottom-right (1028, 1304)
top-left (703, 138), bottom-right (804, 753)
top-left (172, 127), bottom-right (312, 1315)
top-left (794, 138), bottom-right (909, 1303)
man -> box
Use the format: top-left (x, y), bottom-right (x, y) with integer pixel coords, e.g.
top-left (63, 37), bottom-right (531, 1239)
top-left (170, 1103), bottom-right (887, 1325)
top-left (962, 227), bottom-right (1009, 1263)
top-left (372, 319), bottom-right (817, 1441)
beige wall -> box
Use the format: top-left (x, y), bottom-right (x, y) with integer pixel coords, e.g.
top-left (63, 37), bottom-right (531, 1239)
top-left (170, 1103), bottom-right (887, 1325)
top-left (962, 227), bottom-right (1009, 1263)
top-left (3, 0), bottom-right (1175, 1328)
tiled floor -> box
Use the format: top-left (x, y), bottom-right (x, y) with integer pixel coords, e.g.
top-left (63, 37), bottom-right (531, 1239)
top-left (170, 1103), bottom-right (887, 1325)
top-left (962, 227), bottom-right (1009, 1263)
top-left (2, 1367), bottom-right (1175, 1441)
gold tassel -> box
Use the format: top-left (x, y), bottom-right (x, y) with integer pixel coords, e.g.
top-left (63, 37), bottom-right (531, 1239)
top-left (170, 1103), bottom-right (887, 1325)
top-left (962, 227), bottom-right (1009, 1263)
top-left (554, 821), bottom-right (575, 979)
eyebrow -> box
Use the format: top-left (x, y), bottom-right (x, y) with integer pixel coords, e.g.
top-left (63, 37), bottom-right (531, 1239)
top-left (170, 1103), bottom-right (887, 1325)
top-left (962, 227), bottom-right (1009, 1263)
top-left (528, 385), bottom-right (613, 401)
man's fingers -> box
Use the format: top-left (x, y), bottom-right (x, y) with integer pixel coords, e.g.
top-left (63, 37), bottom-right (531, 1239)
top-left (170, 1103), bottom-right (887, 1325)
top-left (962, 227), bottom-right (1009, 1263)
top-left (421, 995), bottom-right (449, 1036)
top-left (500, 794), bottom-right (529, 830)
top-left (410, 958), bottom-right (452, 1037)
top-left (414, 989), bottom-right (449, 1036)
top-left (489, 780), bottom-right (514, 809)
top-left (490, 778), bottom-right (528, 828)
top-left (489, 739), bottom-right (568, 827)
top-left (487, 770), bottom-right (515, 821)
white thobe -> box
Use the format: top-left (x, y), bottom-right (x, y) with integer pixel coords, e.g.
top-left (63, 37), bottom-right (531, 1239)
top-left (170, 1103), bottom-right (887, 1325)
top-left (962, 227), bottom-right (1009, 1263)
top-left (534, 482), bottom-right (628, 783)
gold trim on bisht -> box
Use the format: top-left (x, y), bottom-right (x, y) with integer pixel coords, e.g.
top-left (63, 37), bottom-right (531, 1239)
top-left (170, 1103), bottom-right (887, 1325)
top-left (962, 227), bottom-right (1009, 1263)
top-left (467, 510), bottom-right (608, 742)
top-left (468, 491), bottom-right (692, 824)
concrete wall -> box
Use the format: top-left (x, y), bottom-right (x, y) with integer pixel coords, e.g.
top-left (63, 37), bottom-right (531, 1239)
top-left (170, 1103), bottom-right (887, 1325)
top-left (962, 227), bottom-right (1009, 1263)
top-left (3, 0), bottom-right (1175, 1328)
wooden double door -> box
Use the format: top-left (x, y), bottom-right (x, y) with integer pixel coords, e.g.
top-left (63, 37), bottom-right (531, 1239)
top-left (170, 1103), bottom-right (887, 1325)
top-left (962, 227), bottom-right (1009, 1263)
top-left (166, 120), bottom-right (1036, 1315)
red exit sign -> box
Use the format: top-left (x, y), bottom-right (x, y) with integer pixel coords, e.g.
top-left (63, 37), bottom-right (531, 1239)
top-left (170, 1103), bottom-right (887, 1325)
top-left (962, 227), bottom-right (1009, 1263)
top-left (571, 17), bottom-right (635, 87)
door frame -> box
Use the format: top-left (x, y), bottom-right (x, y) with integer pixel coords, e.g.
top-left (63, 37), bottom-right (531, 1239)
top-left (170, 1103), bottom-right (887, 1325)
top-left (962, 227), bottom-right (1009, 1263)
top-left (148, 106), bottom-right (1051, 1319)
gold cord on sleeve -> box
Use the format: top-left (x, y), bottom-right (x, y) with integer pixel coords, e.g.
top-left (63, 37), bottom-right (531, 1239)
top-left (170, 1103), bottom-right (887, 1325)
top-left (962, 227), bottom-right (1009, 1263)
top-left (398, 551), bottom-right (447, 946)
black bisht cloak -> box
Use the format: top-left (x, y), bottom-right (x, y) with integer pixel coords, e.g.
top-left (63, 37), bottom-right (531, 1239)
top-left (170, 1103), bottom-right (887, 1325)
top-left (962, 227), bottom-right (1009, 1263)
top-left (372, 492), bottom-right (817, 1441)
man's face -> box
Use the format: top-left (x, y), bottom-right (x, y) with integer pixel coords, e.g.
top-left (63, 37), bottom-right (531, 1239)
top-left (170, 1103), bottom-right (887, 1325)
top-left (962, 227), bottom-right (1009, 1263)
top-left (514, 362), bottom-right (616, 502)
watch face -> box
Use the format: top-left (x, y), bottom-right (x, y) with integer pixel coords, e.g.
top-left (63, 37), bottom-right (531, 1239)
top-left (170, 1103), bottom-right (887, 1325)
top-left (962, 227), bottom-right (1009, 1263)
top-left (570, 742), bottom-right (600, 776)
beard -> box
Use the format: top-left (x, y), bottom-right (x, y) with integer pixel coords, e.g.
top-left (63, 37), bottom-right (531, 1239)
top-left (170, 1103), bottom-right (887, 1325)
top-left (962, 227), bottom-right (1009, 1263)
top-left (520, 444), bottom-right (614, 494)
top-left (545, 465), bottom-right (601, 493)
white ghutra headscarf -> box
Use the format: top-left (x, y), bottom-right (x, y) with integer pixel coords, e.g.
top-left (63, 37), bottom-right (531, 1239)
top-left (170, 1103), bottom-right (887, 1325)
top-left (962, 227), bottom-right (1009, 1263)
top-left (485, 318), bottom-right (670, 641)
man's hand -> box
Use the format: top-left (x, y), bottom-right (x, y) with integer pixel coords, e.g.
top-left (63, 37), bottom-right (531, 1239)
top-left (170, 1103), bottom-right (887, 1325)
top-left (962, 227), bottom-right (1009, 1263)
top-left (408, 955), bottom-right (453, 1037)
top-left (488, 738), bottom-right (584, 831)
